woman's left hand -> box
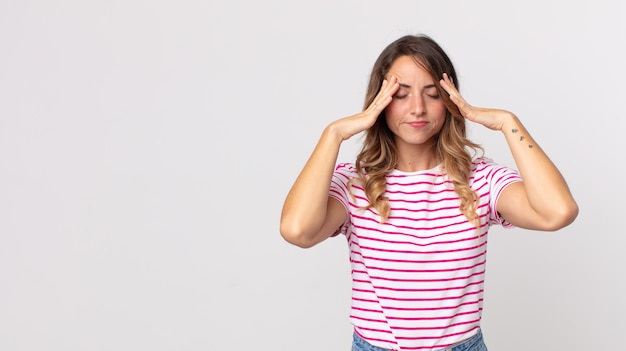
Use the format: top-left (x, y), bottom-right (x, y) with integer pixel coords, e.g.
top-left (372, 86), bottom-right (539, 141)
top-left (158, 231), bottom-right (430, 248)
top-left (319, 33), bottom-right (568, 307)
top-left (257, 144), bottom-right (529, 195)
top-left (439, 73), bottom-right (513, 131)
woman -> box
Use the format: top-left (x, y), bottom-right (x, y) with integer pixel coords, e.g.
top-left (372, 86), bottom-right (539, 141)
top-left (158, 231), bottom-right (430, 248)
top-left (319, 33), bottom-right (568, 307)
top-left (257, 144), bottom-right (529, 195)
top-left (280, 34), bottom-right (578, 351)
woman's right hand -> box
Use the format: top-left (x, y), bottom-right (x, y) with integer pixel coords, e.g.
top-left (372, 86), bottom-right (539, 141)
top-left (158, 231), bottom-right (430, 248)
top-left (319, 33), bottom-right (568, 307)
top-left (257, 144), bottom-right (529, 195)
top-left (331, 76), bottom-right (399, 141)
top-left (281, 77), bottom-right (398, 248)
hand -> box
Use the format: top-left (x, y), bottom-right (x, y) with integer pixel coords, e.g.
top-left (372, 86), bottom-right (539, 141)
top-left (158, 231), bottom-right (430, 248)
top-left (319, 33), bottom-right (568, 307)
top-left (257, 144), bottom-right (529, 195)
top-left (331, 76), bottom-right (400, 140)
top-left (439, 73), bottom-right (514, 131)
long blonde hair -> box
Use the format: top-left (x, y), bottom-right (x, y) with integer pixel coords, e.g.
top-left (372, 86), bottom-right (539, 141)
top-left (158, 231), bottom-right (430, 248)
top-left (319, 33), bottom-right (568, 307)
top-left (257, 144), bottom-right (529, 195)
top-left (355, 34), bottom-right (483, 227)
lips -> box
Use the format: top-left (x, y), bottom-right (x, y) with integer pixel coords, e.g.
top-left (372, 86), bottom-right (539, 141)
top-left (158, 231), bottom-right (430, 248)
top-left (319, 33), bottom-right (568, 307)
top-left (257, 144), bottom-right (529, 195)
top-left (407, 121), bottom-right (428, 128)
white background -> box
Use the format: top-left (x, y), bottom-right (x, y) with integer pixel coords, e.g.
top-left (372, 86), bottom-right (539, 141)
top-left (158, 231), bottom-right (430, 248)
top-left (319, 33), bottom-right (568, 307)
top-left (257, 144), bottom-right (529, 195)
top-left (1, 1), bottom-right (624, 350)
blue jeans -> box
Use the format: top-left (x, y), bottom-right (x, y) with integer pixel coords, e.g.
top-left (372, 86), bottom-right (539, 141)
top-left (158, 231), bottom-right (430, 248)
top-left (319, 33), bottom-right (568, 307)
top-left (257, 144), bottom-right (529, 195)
top-left (352, 329), bottom-right (488, 351)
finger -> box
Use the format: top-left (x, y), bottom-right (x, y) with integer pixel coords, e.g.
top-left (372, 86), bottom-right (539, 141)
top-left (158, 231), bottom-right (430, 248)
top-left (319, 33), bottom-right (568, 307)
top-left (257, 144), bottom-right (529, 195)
top-left (370, 77), bottom-right (399, 110)
top-left (442, 73), bottom-right (452, 86)
top-left (441, 74), bottom-right (468, 103)
top-left (368, 80), bottom-right (386, 109)
top-left (439, 75), bottom-right (458, 96)
top-left (442, 73), bottom-right (451, 86)
top-left (380, 76), bottom-right (397, 96)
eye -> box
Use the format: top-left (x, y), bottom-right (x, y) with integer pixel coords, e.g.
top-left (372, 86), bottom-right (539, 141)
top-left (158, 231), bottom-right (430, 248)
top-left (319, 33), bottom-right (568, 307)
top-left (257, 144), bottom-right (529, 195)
top-left (424, 88), bottom-right (440, 99)
top-left (393, 94), bottom-right (408, 99)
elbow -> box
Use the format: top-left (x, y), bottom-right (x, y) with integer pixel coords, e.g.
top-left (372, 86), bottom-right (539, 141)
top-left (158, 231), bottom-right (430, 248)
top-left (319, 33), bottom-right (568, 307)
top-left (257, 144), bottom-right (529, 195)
top-left (279, 221), bottom-right (317, 249)
top-left (544, 201), bottom-right (579, 231)
top-left (561, 201), bottom-right (580, 228)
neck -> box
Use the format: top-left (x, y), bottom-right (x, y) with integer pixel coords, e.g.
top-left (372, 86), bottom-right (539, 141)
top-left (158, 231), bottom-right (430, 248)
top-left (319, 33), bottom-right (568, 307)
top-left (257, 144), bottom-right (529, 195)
top-left (396, 157), bottom-right (439, 172)
top-left (395, 143), bottom-right (439, 172)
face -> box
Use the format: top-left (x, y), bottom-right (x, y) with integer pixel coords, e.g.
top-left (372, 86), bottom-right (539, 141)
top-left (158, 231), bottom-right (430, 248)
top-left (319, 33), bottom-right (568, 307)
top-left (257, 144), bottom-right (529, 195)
top-left (385, 55), bottom-right (447, 151)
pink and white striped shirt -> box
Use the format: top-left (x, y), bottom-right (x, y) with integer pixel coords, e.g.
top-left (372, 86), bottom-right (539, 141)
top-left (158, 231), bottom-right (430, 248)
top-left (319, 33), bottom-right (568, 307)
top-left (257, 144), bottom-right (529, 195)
top-left (329, 158), bottom-right (522, 351)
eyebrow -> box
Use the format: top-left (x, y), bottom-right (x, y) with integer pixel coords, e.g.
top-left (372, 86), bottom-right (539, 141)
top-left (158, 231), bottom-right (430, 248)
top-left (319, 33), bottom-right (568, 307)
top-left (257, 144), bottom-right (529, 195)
top-left (398, 82), bottom-right (437, 90)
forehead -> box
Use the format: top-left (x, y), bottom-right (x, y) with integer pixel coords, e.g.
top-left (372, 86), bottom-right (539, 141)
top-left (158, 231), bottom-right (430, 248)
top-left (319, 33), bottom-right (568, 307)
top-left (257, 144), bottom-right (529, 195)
top-left (387, 55), bottom-right (432, 84)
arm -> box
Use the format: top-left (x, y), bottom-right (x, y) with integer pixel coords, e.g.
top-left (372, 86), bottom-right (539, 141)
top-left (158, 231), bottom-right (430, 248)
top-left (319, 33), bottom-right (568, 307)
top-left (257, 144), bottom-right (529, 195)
top-left (440, 74), bottom-right (578, 231)
top-left (495, 116), bottom-right (578, 230)
top-left (280, 77), bottom-right (400, 248)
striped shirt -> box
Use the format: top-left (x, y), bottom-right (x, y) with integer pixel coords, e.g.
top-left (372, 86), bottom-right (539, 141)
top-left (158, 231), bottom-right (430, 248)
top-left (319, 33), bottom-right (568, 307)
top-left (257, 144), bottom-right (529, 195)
top-left (329, 158), bottom-right (522, 351)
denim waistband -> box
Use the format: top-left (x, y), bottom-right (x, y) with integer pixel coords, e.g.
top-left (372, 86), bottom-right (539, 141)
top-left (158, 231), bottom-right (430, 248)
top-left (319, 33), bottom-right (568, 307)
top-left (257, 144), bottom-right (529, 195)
top-left (352, 328), bottom-right (486, 351)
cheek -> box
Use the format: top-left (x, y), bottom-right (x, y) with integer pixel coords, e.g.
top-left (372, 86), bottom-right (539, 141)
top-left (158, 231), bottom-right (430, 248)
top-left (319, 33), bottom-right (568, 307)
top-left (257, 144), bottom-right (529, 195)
top-left (385, 100), bottom-right (405, 116)
top-left (430, 102), bottom-right (448, 128)
top-left (431, 101), bottom-right (447, 119)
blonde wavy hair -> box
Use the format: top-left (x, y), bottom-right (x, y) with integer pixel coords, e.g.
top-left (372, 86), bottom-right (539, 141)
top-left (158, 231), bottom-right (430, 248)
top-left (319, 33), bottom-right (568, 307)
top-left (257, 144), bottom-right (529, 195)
top-left (354, 34), bottom-right (483, 227)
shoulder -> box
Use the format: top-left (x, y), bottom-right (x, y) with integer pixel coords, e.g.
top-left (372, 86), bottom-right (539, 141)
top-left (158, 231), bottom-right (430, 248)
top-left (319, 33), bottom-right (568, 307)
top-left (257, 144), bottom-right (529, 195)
top-left (334, 162), bottom-right (358, 176)
top-left (331, 162), bottom-right (359, 189)
top-left (470, 156), bottom-right (521, 185)
top-left (471, 156), bottom-right (514, 174)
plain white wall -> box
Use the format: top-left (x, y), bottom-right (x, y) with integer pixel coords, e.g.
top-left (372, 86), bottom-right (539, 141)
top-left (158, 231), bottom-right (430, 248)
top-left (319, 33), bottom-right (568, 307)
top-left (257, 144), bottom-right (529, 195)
top-left (1, 0), bottom-right (624, 350)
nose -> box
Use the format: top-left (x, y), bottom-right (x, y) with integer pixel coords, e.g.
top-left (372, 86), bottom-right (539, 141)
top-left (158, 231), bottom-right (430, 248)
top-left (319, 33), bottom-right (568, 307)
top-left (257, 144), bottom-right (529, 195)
top-left (410, 94), bottom-right (426, 116)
